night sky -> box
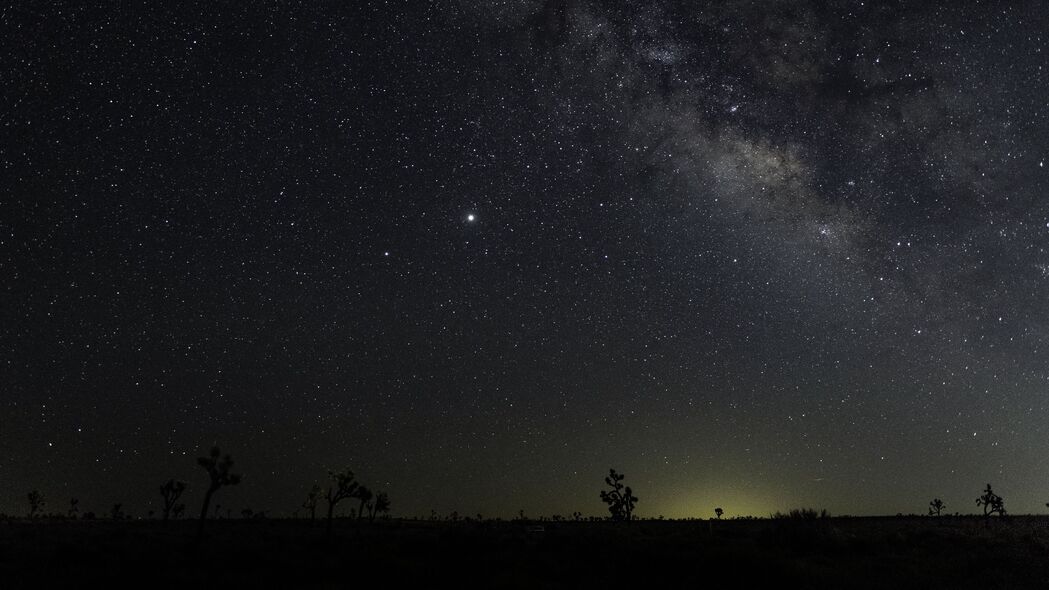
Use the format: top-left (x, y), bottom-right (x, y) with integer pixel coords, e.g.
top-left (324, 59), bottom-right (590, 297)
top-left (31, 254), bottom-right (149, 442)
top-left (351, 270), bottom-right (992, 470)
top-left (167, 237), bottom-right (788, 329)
top-left (4, 1), bottom-right (1049, 520)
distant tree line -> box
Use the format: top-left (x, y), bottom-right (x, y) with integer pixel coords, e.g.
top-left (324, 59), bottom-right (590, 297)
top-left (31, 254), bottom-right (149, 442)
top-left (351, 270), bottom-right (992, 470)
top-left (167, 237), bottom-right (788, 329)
top-left (8, 462), bottom-right (1025, 524)
top-left (10, 444), bottom-right (392, 538)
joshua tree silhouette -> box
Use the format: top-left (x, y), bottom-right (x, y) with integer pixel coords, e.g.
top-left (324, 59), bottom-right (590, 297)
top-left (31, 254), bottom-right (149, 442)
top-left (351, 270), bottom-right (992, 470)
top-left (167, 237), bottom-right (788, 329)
top-left (196, 446), bottom-right (242, 539)
top-left (355, 486), bottom-right (373, 520)
top-left (111, 503), bottom-right (125, 520)
top-left (929, 498), bottom-right (945, 516)
top-left (27, 490), bottom-right (44, 518)
top-left (370, 492), bottom-right (390, 521)
top-left (303, 484), bottom-right (321, 523)
top-left (599, 468), bottom-right (638, 521)
top-left (68, 498), bottom-right (79, 519)
top-left (160, 479), bottom-right (186, 522)
top-left (325, 468), bottom-right (358, 537)
top-left (714, 507), bottom-right (724, 519)
top-left (976, 483), bottom-right (1006, 517)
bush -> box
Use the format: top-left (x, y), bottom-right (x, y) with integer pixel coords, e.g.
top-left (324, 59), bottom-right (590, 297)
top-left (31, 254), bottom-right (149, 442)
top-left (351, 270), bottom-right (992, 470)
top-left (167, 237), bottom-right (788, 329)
top-left (771, 508), bottom-right (829, 520)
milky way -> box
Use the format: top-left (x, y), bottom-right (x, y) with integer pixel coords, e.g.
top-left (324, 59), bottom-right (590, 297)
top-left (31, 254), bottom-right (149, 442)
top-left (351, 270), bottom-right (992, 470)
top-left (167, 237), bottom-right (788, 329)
top-left (3, 2), bottom-right (1049, 518)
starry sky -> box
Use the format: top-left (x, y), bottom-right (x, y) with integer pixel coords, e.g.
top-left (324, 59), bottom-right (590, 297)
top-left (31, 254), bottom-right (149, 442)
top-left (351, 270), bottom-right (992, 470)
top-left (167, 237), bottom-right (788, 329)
top-left (3, 1), bottom-right (1049, 519)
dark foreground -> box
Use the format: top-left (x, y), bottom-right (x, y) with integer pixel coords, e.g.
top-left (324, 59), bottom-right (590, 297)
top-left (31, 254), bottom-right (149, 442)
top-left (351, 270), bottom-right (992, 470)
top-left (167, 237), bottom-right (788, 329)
top-left (2, 516), bottom-right (1049, 588)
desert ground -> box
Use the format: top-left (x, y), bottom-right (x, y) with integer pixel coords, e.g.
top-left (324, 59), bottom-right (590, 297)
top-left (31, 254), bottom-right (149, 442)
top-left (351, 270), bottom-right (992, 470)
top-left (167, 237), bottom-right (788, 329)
top-left (2, 515), bottom-right (1049, 588)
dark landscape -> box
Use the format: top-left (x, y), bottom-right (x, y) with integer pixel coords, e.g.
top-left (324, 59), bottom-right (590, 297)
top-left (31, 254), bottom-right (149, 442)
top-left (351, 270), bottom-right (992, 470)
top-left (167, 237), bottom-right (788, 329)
top-left (4, 515), bottom-right (1049, 589)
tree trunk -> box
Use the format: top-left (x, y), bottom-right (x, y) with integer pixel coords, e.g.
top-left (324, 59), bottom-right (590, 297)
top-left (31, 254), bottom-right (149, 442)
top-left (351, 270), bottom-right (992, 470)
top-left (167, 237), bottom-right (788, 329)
top-left (358, 498), bottom-right (366, 520)
top-left (326, 500), bottom-right (335, 538)
top-left (196, 487), bottom-right (214, 540)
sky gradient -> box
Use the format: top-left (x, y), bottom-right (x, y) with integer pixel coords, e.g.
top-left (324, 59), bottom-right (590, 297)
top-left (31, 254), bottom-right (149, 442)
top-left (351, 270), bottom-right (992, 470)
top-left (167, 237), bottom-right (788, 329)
top-left (3, 1), bottom-right (1049, 519)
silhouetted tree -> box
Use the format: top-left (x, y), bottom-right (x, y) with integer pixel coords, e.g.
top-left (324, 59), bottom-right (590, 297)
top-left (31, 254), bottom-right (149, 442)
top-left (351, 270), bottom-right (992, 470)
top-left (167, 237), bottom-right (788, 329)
top-left (370, 492), bottom-right (390, 521)
top-left (27, 490), bottom-right (44, 518)
top-left (195, 446), bottom-right (242, 539)
top-left (325, 468), bottom-right (358, 537)
top-left (303, 484), bottom-right (321, 523)
top-left (172, 504), bottom-right (185, 519)
top-left (111, 503), bottom-right (124, 520)
top-left (714, 507), bottom-right (724, 519)
top-left (929, 498), bottom-right (945, 516)
top-left (160, 479), bottom-right (186, 522)
top-left (599, 468), bottom-right (638, 521)
top-left (241, 509), bottom-right (253, 519)
top-left (68, 498), bottom-right (79, 519)
top-left (976, 483), bottom-right (1006, 516)
top-left (355, 486), bottom-right (373, 520)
